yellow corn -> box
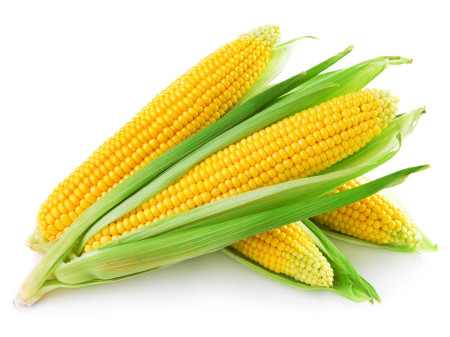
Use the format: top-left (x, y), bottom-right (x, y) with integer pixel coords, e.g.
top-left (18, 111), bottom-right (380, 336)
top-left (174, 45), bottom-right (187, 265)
top-left (36, 25), bottom-right (280, 242)
top-left (312, 177), bottom-right (423, 247)
top-left (84, 88), bottom-right (399, 252)
top-left (231, 223), bottom-right (334, 287)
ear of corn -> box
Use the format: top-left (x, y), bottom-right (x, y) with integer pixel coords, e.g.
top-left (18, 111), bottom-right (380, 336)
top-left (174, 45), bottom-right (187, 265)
top-left (311, 176), bottom-right (437, 252)
top-left (30, 25), bottom-right (281, 247)
top-left (76, 56), bottom-right (412, 252)
top-left (88, 108), bottom-right (425, 252)
top-left (27, 44), bottom-right (353, 256)
top-left (224, 108), bottom-right (434, 273)
top-left (230, 222), bottom-right (334, 287)
top-left (223, 108), bottom-right (432, 287)
top-left (27, 34), bottom-right (339, 254)
top-left (224, 219), bottom-right (379, 303)
top-left (40, 166), bottom-right (428, 304)
top-left (28, 45), bottom-right (355, 254)
top-left (17, 52), bottom-right (415, 305)
top-left (82, 87), bottom-right (399, 252)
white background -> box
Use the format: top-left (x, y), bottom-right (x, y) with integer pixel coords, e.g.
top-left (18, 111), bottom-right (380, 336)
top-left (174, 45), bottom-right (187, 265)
top-left (1, 0), bottom-right (449, 336)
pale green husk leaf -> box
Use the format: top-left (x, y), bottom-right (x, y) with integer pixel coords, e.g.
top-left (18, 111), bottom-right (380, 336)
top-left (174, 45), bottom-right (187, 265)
top-left (45, 165), bottom-right (427, 305)
top-left (36, 105), bottom-right (428, 303)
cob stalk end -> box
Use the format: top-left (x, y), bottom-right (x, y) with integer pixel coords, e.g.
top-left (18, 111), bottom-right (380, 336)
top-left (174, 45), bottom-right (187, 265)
top-left (14, 291), bottom-right (33, 308)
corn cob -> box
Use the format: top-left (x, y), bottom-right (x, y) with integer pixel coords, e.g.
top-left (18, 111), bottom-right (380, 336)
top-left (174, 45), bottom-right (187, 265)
top-left (231, 222), bottom-right (334, 287)
top-left (312, 177), bottom-right (422, 247)
top-left (35, 25), bottom-right (280, 243)
top-left (84, 88), bottom-right (399, 252)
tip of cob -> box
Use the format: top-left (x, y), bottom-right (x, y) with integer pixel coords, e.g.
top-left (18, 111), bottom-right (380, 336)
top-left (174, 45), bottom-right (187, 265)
top-left (314, 176), bottom-right (424, 249)
top-left (232, 223), bottom-right (334, 288)
top-left (239, 24), bottom-right (281, 49)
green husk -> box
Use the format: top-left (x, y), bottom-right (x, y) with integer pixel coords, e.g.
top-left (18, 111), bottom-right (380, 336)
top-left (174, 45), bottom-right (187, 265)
top-left (37, 165), bottom-right (428, 305)
top-left (311, 176), bottom-right (437, 253)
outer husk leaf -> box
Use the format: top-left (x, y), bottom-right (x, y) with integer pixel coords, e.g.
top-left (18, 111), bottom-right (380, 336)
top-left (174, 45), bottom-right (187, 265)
top-left (42, 165), bottom-right (427, 304)
top-left (17, 103), bottom-right (422, 305)
top-left (287, 56), bottom-right (412, 99)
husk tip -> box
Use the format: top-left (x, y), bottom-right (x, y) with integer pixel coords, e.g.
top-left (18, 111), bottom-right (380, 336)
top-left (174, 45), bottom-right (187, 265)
top-left (385, 56), bottom-right (413, 66)
top-left (422, 243), bottom-right (439, 253)
top-left (406, 164), bottom-right (431, 177)
top-left (419, 164), bottom-right (431, 171)
top-left (367, 290), bottom-right (381, 304)
top-left (365, 291), bottom-right (381, 304)
top-left (25, 234), bottom-right (38, 251)
top-left (405, 57), bottom-right (413, 65)
top-left (344, 45), bottom-right (354, 53)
